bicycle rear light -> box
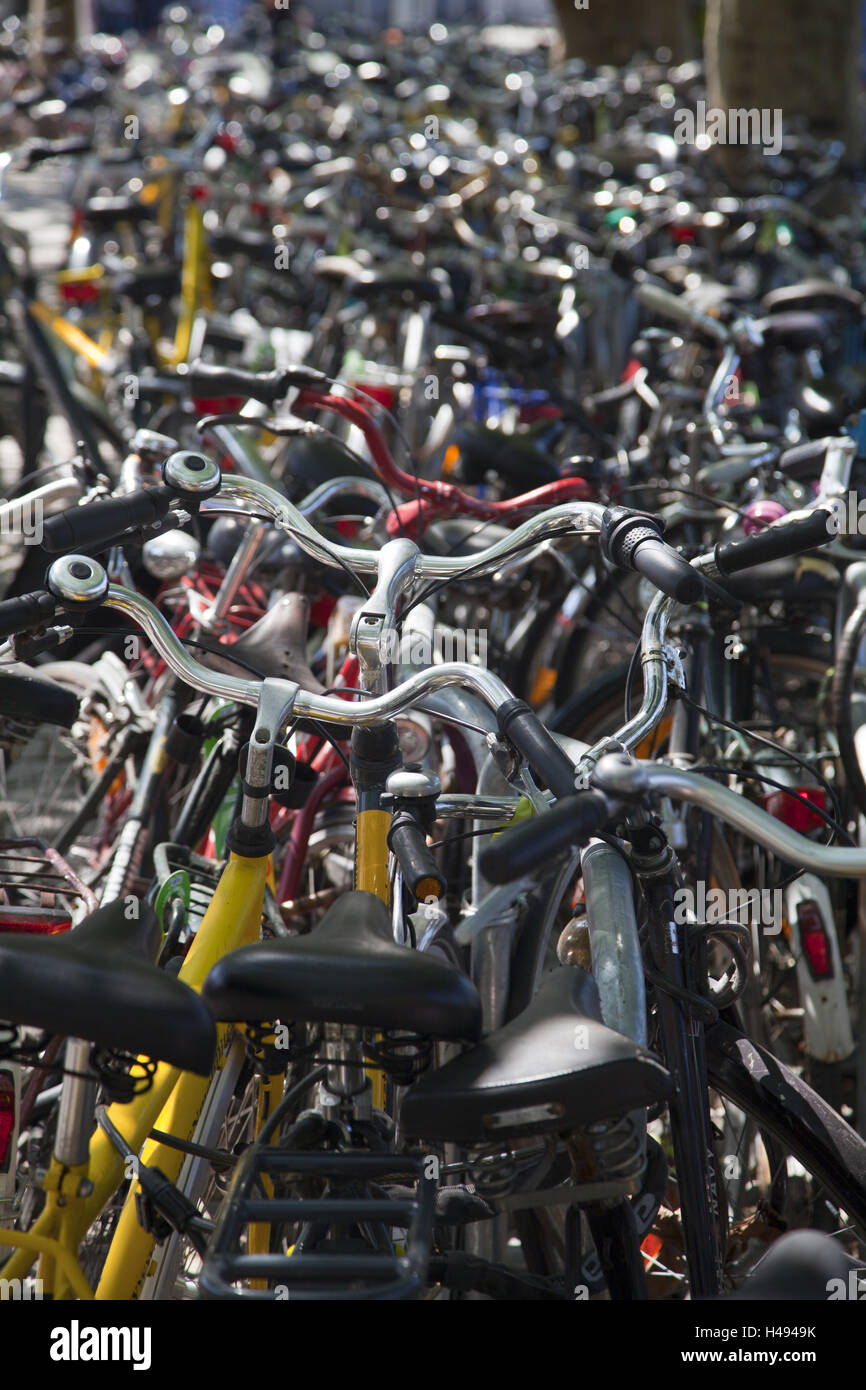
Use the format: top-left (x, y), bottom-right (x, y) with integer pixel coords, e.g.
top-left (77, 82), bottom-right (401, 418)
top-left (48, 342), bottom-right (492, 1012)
top-left (0, 1069), bottom-right (17, 1172)
top-left (796, 899), bottom-right (833, 981)
top-left (763, 787), bottom-right (826, 834)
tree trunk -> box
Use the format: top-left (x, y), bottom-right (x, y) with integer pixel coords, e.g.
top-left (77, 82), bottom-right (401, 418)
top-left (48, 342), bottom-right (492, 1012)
top-left (28, 0), bottom-right (80, 77)
top-left (550, 0), bottom-right (692, 66)
top-left (704, 0), bottom-right (862, 165)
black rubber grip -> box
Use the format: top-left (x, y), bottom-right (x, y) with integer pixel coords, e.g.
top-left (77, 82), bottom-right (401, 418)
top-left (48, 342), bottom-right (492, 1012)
top-left (630, 536), bottom-right (706, 603)
top-left (601, 506), bottom-right (706, 604)
top-left (41, 488), bottom-right (173, 554)
top-left (777, 437), bottom-right (834, 479)
top-left (188, 361), bottom-right (326, 405)
top-left (497, 700), bottom-right (578, 800)
top-left (713, 509), bottom-right (834, 576)
top-left (0, 590), bottom-right (56, 640)
top-left (0, 670), bottom-right (78, 728)
top-left (388, 811), bottom-right (446, 901)
top-left (480, 790), bottom-right (617, 884)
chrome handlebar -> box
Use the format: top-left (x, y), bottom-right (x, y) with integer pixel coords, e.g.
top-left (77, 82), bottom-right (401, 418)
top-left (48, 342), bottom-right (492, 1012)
top-left (594, 756), bottom-right (866, 877)
top-left (103, 580), bottom-right (516, 725)
top-left (203, 477), bottom-right (606, 579)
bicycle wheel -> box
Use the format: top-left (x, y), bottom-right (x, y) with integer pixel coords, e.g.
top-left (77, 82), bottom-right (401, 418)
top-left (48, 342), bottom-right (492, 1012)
top-left (139, 1037), bottom-right (259, 1300)
top-left (0, 657), bottom-right (130, 880)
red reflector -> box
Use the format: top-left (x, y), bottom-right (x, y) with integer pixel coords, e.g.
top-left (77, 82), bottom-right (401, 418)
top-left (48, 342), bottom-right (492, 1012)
top-left (797, 900), bottom-right (833, 980)
top-left (350, 382), bottom-right (395, 411)
top-left (192, 396), bottom-right (245, 415)
top-left (764, 787), bottom-right (825, 834)
top-left (60, 282), bottom-right (100, 305)
top-left (0, 915), bottom-right (71, 935)
top-left (0, 1073), bottom-right (15, 1169)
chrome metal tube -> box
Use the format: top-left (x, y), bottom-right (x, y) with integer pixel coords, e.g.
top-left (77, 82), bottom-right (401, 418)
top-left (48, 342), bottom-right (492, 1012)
top-left (298, 476), bottom-right (391, 517)
top-left (54, 1040), bottom-right (97, 1168)
top-left (0, 477), bottom-right (81, 531)
top-left (201, 520), bottom-right (268, 628)
top-left (581, 839), bottom-right (646, 1045)
top-left (104, 585), bottom-right (525, 726)
top-left (104, 587), bottom-right (259, 706)
top-left (597, 759), bottom-right (866, 876)
top-left (436, 794), bottom-right (520, 820)
top-left (208, 480), bottom-right (605, 580)
top-left (578, 590), bottom-right (673, 767)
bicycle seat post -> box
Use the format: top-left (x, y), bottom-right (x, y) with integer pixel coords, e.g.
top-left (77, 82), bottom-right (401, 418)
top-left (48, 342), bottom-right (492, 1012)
top-left (53, 1039), bottom-right (98, 1171)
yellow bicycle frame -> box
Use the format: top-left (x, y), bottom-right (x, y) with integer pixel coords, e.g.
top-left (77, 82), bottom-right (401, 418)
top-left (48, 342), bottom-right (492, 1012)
top-left (0, 737), bottom-right (398, 1296)
top-left (356, 806), bottom-right (393, 1110)
top-left (27, 169), bottom-right (212, 388)
top-left (170, 199), bottom-right (213, 368)
top-left (0, 851), bottom-right (268, 1300)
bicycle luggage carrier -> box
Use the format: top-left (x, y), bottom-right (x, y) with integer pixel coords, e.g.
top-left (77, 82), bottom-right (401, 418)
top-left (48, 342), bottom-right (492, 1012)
top-left (199, 1151), bottom-right (436, 1301)
top-left (0, 837), bottom-right (97, 933)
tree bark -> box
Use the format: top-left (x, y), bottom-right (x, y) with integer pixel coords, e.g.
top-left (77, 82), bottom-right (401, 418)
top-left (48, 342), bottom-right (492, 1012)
top-left (28, 0), bottom-right (79, 77)
top-left (550, 0), bottom-right (692, 66)
top-left (705, 0), bottom-right (862, 165)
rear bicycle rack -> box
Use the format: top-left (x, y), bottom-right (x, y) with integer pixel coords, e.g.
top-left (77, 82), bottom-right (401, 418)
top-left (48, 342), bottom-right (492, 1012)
top-left (199, 1151), bottom-right (436, 1301)
top-left (0, 837), bottom-right (97, 933)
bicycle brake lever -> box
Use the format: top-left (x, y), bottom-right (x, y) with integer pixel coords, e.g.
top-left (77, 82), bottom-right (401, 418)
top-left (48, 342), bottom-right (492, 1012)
top-left (196, 413), bottom-right (326, 438)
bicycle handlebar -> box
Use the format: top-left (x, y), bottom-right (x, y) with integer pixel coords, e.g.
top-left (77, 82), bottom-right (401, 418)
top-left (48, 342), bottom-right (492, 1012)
top-left (596, 757), bottom-right (866, 876)
top-left (482, 753), bottom-right (866, 884)
top-left (19, 136), bottom-right (93, 168)
top-left (707, 506), bottom-right (835, 577)
top-left (777, 437), bottom-right (834, 479)
top-left (206, 475), bottom-right (608, 579)
top-left (634, 280), bottom-right (731, 346)
top-left (41, 487), bottom-right (174, 554)
top-left (290, 387), bottom-right (594, 524)
top-left (101, 578), bottom-right (582, 792)
top-left (600, 505), bottom-right (707, 603)
top-left (0, 589), bottom-right (56, 641)
top-left (187, 360), bottom-right (326, 403)
top-left (480, 788), bottom-right (619, 882)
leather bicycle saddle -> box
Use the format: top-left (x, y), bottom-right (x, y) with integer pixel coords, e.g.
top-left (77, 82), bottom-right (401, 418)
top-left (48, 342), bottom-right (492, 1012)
top-left (0, 898), bottom-right (216, 1075)
top-left (203, 890), bottom-right (482, 1042)
top-left (401, 966), bottom-right (673, 1143)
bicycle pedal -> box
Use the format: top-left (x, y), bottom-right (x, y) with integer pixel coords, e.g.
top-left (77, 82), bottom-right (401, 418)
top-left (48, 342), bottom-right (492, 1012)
top-left (199, 1150), bottom-right (436, 1301)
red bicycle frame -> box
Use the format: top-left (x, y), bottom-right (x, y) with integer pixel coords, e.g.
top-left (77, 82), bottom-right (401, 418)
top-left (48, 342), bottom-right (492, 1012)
top-left (294, 388), bottom-right (593, 537)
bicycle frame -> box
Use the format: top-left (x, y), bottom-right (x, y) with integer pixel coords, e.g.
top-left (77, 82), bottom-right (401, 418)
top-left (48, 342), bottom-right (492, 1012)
top-left (0, 850), bottom-right (267, 1299)
top-left (8, 500), bottom-right (857, 1298)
